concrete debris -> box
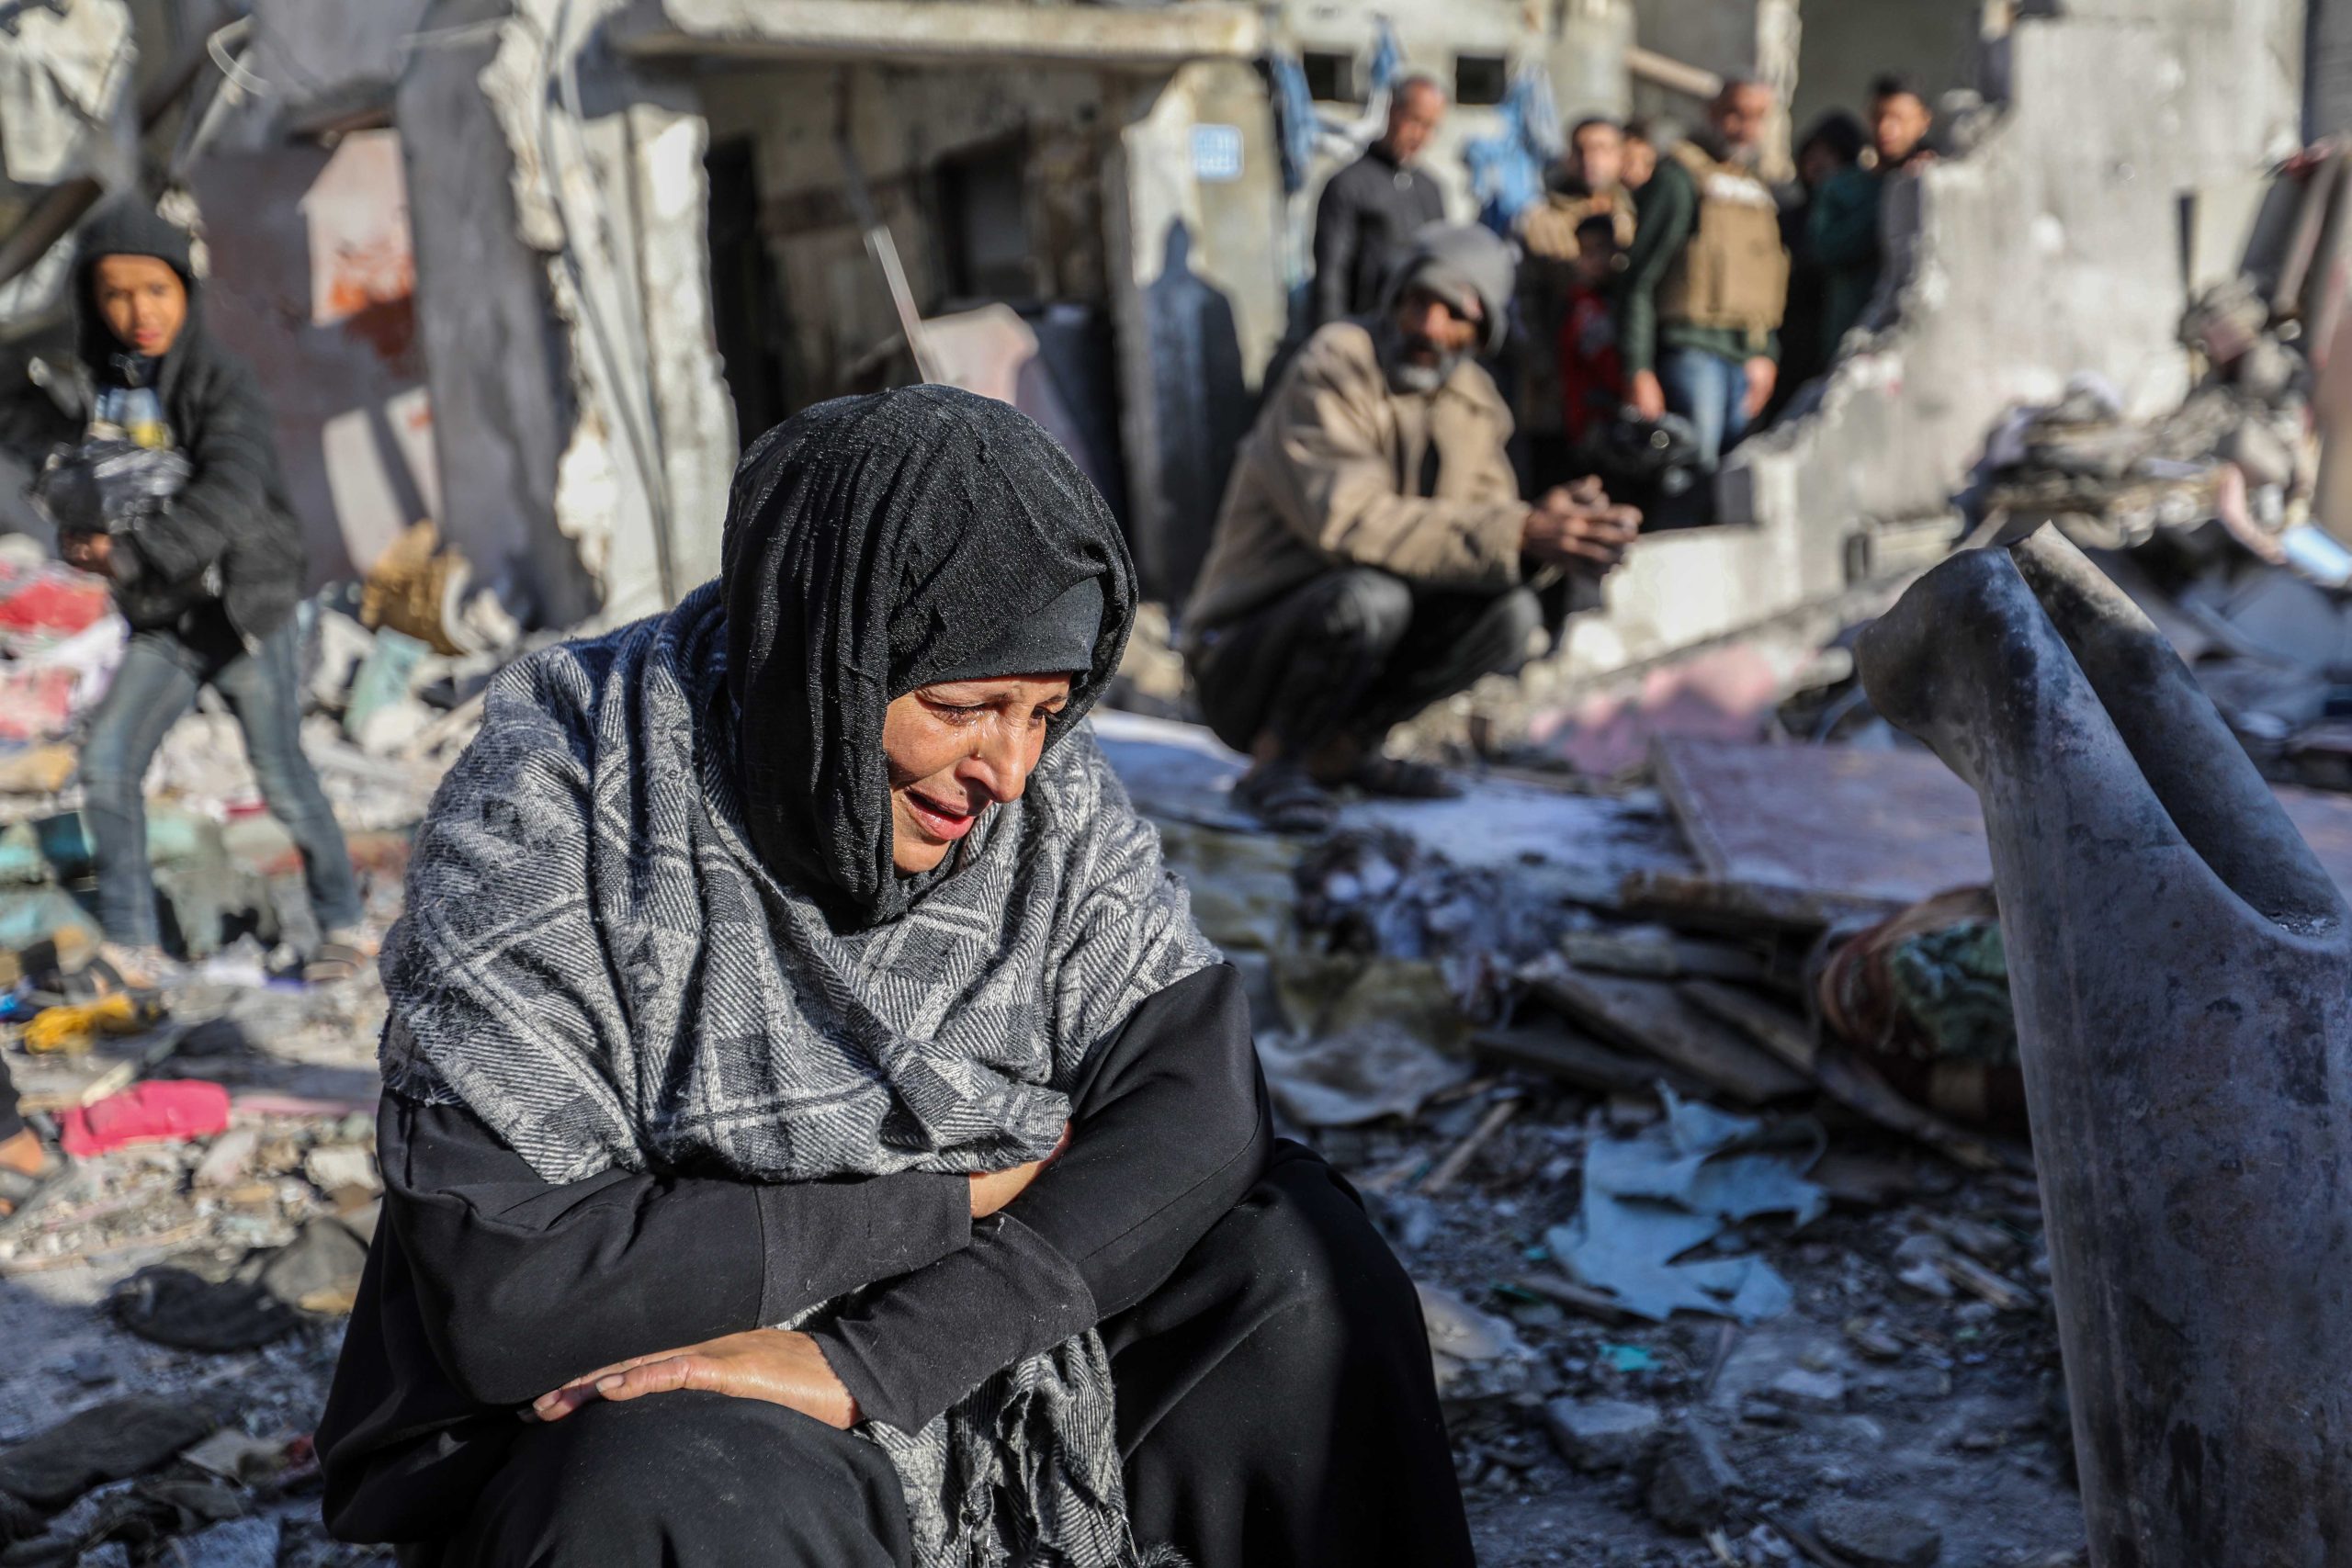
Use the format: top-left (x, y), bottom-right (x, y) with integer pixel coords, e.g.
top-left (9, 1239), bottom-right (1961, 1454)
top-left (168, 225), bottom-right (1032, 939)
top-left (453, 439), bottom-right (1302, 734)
top-left (1645, 1418), bottom-right (1742, 1535)
top-left (1810, 1498), bottom-right (1944, 1567)
top-left (1543, 1396), bottom-right (1660, 1472)
top-left (171, 1515), bottom-right (283, 1568)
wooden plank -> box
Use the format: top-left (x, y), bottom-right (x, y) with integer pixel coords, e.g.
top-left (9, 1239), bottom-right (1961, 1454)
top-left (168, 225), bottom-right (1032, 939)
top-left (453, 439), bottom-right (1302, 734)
top-left (1679, 979), bottom-right (1820, 1072)
top-left (1519, 956), bottom-right (1811, 1105)
top-left (1650, 736), bottom-right (2352, 919)
top-left (1471, 1023), bottom-right (1702, 1099)
top-left (1560, 929), bottom-right (1772, 986)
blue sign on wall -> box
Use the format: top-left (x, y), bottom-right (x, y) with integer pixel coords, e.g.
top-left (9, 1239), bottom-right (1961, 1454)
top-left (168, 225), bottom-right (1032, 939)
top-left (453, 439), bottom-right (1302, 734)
top-left (1192, 124), bottom-right (1244, 183)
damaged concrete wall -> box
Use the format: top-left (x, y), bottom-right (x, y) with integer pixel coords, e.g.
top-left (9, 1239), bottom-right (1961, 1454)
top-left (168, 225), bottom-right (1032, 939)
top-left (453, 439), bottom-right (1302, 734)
top-left (695, 61), bottom-right (1123, 408)
top-left (395, 0), bottom-right (734, 627)
top-left (1729, 0), bottom-right (2304, 543)
top-left (395, 0), bottom-right (596, 628)
top-left (1791, 0), bottom-right (1985, 136)
top-left (194, 131), bottom-right (441, 586)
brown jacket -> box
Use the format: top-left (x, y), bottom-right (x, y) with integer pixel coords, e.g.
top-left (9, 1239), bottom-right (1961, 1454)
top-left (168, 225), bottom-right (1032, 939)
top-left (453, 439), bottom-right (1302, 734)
top-left (1182, 321), bottom-right (1525, 642)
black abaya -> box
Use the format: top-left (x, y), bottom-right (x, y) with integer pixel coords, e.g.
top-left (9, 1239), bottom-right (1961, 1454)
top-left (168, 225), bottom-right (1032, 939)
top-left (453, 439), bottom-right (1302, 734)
top-left (435, 1149), bottom-right (1468, 1568)
top-left (318, 967), bottom-right (1474, 1566)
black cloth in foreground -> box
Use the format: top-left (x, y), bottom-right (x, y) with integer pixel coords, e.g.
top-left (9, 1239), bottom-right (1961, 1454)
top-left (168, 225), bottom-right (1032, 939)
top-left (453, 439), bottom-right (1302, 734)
top-left (318, 965), bottom-right (1281, 1544)
top-left (429, 1146), bottom-right (1474, 1568)
top-left (0, 1055), bottom-right (20, 1145)
top-left (718, 385), bottom-right (1137, 930)
top-left (1190, 565), bottom-right (1544, 756)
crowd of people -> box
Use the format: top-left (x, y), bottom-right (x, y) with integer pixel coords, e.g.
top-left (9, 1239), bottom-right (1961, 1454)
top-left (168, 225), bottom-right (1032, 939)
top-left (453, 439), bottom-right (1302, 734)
top-left (1181, 67), bottom-right (1944, 830)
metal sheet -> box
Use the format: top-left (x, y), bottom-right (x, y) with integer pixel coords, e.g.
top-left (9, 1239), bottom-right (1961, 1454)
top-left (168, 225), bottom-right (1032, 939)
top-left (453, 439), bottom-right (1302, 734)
top-left (1655, 737), bottom-right (2352, 920)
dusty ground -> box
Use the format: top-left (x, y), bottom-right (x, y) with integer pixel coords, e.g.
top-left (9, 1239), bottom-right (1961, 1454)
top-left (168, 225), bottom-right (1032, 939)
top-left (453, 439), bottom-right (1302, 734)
top-left (1308, 1100), bottom-right (2086, 1567)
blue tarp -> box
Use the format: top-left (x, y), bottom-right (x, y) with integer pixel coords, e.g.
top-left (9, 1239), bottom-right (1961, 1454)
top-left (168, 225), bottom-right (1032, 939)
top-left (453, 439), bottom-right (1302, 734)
top-left (1464, 62), bottom-right (1563, 235)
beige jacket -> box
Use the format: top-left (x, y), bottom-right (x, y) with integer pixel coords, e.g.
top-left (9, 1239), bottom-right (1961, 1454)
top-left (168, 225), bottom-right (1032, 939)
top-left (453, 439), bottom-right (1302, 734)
top-left (1182, 321), bottom-right (1526, 642)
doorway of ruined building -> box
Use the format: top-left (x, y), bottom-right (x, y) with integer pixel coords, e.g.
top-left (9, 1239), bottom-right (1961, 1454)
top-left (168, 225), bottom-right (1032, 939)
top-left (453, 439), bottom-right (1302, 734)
top-left (706, 135), bottom-right (795, 449)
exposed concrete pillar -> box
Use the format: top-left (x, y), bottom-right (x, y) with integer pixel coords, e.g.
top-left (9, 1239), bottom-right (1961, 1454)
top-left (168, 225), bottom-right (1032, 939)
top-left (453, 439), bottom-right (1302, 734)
top-left (397, 0), bottom-right (597, 627)
top-left (395, 0), bottom-right (735, 627)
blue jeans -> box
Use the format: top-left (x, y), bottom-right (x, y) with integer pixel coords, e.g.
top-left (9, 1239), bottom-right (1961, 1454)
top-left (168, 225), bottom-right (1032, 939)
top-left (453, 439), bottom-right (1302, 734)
top-left (80, 611), bottom-right (360, 947)
top-left (1657, 346), bottom-right (1752, 472)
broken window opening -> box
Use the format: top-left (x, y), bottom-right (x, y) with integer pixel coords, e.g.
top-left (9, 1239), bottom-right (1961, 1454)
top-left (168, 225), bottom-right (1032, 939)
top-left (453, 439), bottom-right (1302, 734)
top-left (1454, 54), bottom-right (1509, 107)
top-left (936, 138), bottom-right (1035, 306)
top-left (1303, 51), bottom-right (1361, 106)
top-left (705, 136), bottom-right (795, 446)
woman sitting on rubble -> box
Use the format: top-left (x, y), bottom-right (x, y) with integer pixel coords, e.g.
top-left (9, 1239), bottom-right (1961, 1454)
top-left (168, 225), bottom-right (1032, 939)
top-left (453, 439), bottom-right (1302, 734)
top-left (316, 387), bottom-right (1472, 1568)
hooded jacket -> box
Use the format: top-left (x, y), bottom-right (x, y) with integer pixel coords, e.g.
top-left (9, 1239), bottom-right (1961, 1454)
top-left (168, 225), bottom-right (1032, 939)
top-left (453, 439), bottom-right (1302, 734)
top-left (1182, 229), bottom-right (1526, 640)
top-left (0, 202), bottom-right (305, 644)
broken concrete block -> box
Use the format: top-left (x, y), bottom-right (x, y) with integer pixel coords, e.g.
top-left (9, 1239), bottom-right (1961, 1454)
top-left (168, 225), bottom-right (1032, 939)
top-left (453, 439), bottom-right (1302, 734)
top-left (1763, 1367), bottom-right (1847, 1412)
top-left (1645, 1421), bottom-right (1740, 1535)
top-left (1543, 1397), bottom-right (1661, 1472)
top-left (1810, 1498), bottom-right (1942, 1567)
top-left (303, 1144), bottom-right (379, 1196)
top-left (192, 1127), bottom-right (259, 1190)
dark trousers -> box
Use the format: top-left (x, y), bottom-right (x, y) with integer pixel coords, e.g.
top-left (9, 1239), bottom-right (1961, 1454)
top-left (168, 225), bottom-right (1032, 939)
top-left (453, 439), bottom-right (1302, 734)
top-left (439, 1147), bottom-right (1474, 1568)
top-left (0, 1057), bottom-right (20, 1144)
top-left (1189, 568), bottom-right (1543, 759)
top-left (80, 611), bottom-right (360, 948)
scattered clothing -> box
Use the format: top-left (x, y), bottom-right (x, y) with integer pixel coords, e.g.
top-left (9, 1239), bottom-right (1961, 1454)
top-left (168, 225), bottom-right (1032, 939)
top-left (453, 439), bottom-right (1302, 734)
top-left (1311, 143), bottom-right (1448, 328)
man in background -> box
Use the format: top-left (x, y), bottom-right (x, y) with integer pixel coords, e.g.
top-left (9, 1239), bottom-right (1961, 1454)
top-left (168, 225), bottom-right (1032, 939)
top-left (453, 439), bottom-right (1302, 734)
top-left (1515, 117), bottom-right (1638, 489)
top-left (1186, 226), bottom-right (1638, 833)
top-left (1311, 74), bottom-right (1450, 328)
top-left (1870, 73), bottom-right (1936, 173)
top-left (1618, 79), bottom-right (1789, 518)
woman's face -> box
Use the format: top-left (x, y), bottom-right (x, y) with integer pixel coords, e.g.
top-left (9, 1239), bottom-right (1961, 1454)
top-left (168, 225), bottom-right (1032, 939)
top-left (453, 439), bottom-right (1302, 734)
top-left (881, 674), bottom-right (1074, 874)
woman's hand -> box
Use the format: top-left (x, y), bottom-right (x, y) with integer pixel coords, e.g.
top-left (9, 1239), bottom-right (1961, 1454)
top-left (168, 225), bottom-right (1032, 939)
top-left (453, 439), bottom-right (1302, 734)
top-left (531, 1329), bottom-right (859, 1429)
top-left (968, 1121), bottom-right (1072, 1218)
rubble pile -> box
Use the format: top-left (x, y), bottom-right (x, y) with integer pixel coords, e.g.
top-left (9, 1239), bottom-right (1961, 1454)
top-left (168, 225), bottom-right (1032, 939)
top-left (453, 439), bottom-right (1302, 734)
top-left (1, 968), bottom-right (388, 1567)
top-left (1092, 710), bottom-right (2086, 1564)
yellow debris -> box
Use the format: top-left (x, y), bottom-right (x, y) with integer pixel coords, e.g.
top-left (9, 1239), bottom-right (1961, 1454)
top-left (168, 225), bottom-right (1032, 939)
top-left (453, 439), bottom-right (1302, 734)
top-left (22, 993), bottom-right (157, 1055)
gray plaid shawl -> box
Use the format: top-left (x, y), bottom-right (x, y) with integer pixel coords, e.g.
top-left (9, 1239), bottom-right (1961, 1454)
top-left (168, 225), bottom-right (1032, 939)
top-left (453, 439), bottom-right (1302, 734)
top-left (380, 585), bottom-right (1213, 1565)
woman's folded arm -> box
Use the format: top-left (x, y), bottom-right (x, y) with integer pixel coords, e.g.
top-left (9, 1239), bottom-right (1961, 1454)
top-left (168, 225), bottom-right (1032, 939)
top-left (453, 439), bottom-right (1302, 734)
top-left (383, 1095), bottom-right (971, 1406)
top-left (809, 963), bottom-right (1271, 1431)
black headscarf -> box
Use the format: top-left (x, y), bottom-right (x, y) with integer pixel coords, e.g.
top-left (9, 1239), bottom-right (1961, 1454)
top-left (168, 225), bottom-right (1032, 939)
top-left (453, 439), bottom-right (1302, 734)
top-left (719, 385), bottom-right (1137, 931)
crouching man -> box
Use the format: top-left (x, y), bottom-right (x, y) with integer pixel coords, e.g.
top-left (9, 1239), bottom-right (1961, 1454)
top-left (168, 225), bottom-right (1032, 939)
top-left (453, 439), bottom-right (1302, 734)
top-left (1182, 225), bottom-right (1638, 832)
